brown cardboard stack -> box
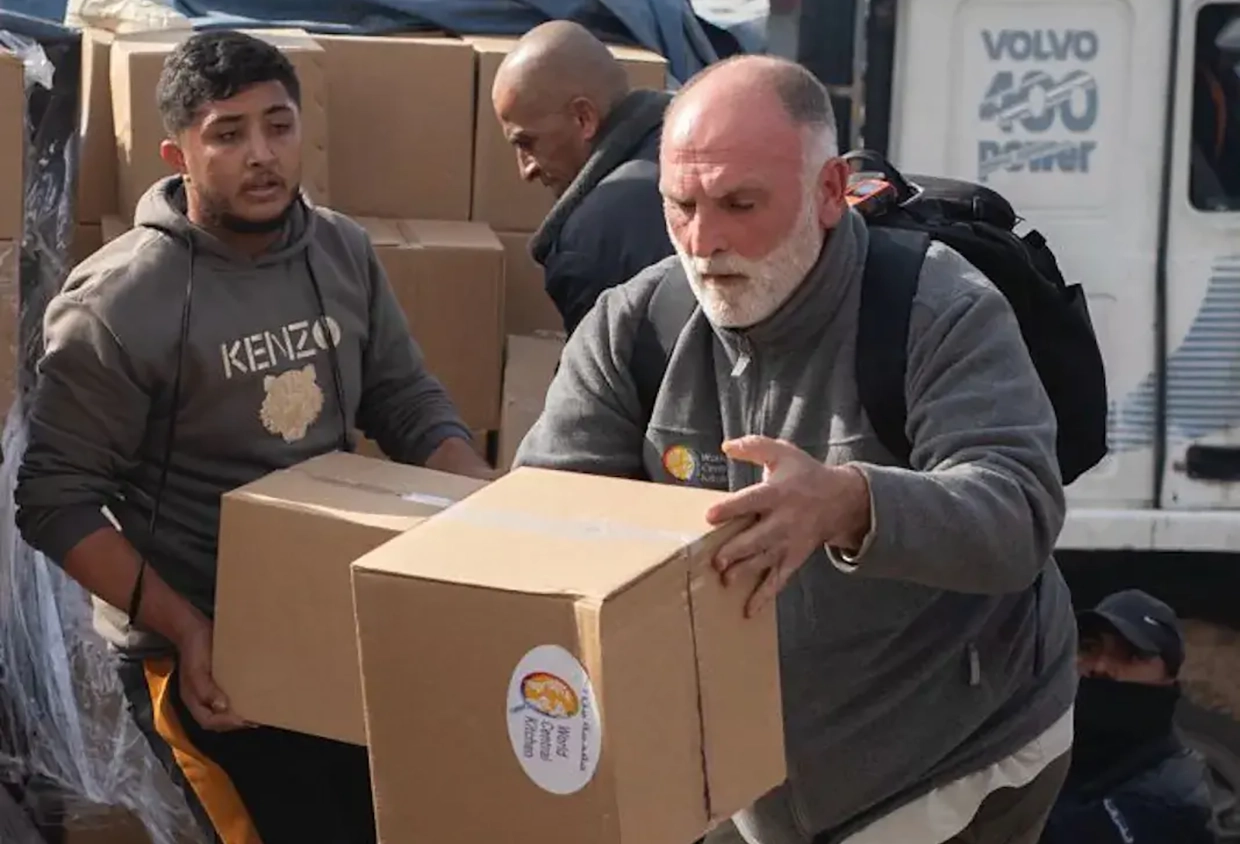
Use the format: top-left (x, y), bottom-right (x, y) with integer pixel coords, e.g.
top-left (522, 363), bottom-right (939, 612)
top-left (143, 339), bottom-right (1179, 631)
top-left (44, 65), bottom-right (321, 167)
top-left (214, 452), bottom-right (487, 744)
top-left (498, 230), bottom-right (561, 336)
top-left (0, 49), bottom-right (22, 422)
top-left (498, 331), bottom-right (565, 470)
top-left (316, 34), bottom-right (474, 220)
top-left (360, 217), bottom-right (505, 433)
top-left (352, 467), bottom-right (785, 844)
top-left (73, 29), bottom-right (118, 265)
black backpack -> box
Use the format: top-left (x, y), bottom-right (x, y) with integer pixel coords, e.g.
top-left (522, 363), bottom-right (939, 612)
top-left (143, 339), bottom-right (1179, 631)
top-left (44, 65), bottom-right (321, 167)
top-left (630, 150), bottom-right (1108, 485)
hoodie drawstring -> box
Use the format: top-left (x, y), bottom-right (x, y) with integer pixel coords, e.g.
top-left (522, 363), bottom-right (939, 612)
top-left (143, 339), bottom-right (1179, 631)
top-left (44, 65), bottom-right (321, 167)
top-left (125, 224), bottom-right (351, 627)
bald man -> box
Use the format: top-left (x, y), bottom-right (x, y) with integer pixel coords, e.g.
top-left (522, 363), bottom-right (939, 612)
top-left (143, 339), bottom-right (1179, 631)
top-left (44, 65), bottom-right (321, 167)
top-left (515, 55), bottom-right (1076, 844)
top-left (492, 21), bottom-right (674, 334)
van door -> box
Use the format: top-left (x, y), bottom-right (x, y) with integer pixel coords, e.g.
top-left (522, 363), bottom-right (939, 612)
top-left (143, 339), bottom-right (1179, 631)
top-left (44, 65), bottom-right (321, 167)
top-left (887, 0), bottom-right (1173, 509)
top-left (1159, 0), bottom-right (1240, 509)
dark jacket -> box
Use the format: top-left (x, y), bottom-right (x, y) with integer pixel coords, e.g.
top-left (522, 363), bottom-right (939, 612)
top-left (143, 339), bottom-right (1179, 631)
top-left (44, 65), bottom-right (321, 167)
top-left (529, 89), bottom-right (674, 334)
top-left (1041, 735), bottom-right (1216, 844)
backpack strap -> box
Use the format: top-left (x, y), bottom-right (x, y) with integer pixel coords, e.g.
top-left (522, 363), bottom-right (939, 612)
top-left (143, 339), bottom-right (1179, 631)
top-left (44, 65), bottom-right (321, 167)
top-left (855, 226), bottom-right (931, 468)
top-left (630, 265), bottom-right (698, 426)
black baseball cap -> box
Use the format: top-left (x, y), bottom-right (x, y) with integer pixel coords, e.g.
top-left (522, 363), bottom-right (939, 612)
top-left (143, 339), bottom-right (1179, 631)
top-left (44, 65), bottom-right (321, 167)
top-left (1077, 589), bottom-right (1185, 676)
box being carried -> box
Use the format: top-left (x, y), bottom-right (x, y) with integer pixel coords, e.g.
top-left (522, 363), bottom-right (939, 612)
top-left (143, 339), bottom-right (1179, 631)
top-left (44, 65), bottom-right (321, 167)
top-left (214, 451), bottom-right (487, 744)
top-left (352, 467), bottom-right (785, 844)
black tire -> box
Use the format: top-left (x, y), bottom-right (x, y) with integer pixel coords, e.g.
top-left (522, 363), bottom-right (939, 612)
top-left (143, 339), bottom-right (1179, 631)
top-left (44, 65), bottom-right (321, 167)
top-left (1178, 697), bottom-right (1240, 841)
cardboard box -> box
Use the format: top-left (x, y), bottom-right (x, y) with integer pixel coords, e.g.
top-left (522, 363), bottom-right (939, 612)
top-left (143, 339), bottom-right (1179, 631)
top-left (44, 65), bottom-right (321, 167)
top-left (352, 467), bottom-right (784, 844)
top-left (110, 29), bottom-right (329, 221)
top-left (214, 451), bottom-right (487, 744)
top-left (317, 34), bottom-right (474, 221)
top-left (101, 214), bottom-right (129, 244)
top-left (75, 216), bottom-right (130, 264)
top-left (354, 428), bottom-right (492, 466)
top-left (468, 37), bottom-right (668, 232)
top-left (498, 332), bottom-right (565, 471)
top-left (0, 241), bottom-right (17, 420)
top-left (362, 218), bottom-right (505, 431)
top-left (498, 230), bottom-right (561, 335)
top-left (73, 223), bottom-right (104, 265)
top-left (78, 29), bottom-right (117, 223)
top-left (0, 50), bottom-right (23, 242)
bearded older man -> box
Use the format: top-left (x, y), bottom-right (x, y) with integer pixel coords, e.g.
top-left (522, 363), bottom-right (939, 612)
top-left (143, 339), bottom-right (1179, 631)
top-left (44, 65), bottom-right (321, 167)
top-left (514, 55), bottom-right (1076, 844)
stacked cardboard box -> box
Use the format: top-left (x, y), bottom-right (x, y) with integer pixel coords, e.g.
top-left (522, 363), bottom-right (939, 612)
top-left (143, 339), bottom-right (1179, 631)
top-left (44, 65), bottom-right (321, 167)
top-left (498, 331), bottom-right (566, 470)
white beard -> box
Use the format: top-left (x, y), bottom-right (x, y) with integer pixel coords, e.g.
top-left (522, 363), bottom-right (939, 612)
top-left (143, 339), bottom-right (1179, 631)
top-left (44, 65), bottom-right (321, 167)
top-left (673, 186), bottom-right (826, 329)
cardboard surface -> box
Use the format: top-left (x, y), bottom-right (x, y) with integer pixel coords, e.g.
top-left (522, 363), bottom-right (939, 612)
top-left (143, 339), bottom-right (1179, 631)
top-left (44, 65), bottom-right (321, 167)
top-left (361, 217), bottom-right (505, 431)
top-left (0, 241), bottom-right (17, 421)
top-left (317, 34), bottom-right (474, 220)
top-left (110, 29), bottom-right (329, 220)
top-left (78, 29), bottom-right (117, 223)
top-left (352, 467), bottom-right (784, 844)
top-left (214, 451), bottom-right (486, 744)
top-left (72, 224), bottom-right (104, 266)
top-left (0, 51), bottom-right (23, 242)
top-left (498, 332), bottom-right (565, 471)
top-left (468, 37), bottom-right (668, 232)
top-left (498, 230), bottom-right (562, 336)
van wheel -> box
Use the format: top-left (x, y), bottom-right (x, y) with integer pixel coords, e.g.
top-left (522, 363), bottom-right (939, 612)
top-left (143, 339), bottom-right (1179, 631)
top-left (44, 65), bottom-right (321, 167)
top-left (1177, 697), bottom-right (1240, 841)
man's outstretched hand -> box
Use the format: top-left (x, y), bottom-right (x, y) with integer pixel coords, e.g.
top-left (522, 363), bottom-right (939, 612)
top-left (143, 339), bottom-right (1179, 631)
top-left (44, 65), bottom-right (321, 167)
top-left (705, 436), bottom-right (871, 617)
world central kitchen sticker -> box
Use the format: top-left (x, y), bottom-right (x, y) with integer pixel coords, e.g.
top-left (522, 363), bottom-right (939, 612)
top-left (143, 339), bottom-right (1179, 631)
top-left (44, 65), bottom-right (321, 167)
top-left (506, 644), bottom-right (602, 795)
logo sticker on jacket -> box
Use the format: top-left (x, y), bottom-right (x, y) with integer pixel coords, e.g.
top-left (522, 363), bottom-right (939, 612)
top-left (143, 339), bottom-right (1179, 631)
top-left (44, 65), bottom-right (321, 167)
top-left (260, 364), bottom-right (324, 443)
top-left (661, 444), bottom-right (728, 488)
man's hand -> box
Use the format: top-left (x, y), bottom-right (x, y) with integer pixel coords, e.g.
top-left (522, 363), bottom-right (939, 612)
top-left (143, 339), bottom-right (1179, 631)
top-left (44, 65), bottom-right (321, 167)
top-left (705, 436), bottom-right (871, 617)
top-left (424, 436), bottom-right (499, 480)
top-left (173, 614), bottom-right (250, 732)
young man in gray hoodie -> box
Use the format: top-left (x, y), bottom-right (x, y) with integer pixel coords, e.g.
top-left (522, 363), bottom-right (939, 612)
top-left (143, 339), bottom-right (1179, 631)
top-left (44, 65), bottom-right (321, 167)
top-left (492, 20), bottom-right (674, 334)
top-left (515, 55), bottom-right (1077, 844)
top-left (15, 30), bottom-right (491, 844)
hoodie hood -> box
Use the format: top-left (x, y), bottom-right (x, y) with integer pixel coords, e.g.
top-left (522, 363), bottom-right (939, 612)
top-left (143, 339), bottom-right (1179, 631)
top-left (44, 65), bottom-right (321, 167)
top-left (134, 175), bottom-right (317, 268)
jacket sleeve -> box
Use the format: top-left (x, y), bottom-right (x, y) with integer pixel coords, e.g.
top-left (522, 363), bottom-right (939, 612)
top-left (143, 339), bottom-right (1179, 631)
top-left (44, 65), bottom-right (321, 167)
top-left (512, 279), bottom-right (650, 478)
top-left (830, 243), bottom-right (1066, 594)
top-left (543, 177), bottom-right (675, 336)
top-left (15, 294), bottom-right (150, 562)
top-left (355, 243), bottom-right (471, 464)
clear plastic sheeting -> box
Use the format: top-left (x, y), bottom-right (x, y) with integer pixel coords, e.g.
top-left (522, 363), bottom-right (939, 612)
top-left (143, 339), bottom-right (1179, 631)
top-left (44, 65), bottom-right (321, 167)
top-left (0, 413), bottom-right (207, 844)
top-left (0, 12), bottom-right (205, 844)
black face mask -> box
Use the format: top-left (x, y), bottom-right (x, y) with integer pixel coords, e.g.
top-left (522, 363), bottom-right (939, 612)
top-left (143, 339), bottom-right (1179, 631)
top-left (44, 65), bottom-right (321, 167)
top-left (1070, 675), bottom-right (1180, 784)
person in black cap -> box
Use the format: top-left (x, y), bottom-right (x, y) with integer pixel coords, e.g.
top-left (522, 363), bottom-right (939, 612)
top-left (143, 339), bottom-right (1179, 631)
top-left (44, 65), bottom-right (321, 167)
top-left (1039, 589), bottom-right (1216, 844)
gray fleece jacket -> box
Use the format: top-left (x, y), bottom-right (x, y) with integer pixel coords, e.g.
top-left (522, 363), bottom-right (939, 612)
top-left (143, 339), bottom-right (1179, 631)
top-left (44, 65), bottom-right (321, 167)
top-left (16, 177), bottom-right (469, 657)
top-left (514, 208), bottom-right (1077, 838)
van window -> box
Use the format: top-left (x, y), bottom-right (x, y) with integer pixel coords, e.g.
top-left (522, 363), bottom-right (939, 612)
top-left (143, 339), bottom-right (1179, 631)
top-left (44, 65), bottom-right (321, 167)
top-left (1191, 3), bottom-right (1240, 210)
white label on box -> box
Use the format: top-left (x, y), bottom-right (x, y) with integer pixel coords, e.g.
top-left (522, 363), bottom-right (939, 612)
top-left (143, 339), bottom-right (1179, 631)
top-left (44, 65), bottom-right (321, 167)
top-left (506, 644), bottom-right (602, 795)
top-left (399, 491), bottom-right (454, 508)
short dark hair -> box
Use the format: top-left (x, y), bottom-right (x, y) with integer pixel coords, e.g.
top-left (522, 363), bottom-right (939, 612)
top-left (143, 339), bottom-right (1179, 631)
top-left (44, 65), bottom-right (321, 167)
top-left (156, 30), bottom-right (301, 135)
